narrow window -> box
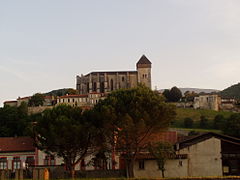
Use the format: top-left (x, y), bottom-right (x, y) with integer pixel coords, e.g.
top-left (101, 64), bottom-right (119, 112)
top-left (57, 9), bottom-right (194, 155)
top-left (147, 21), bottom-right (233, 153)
top-left (0, 158), bottom-right (7, 170)
top-left (139, 160), bottom-right (145, 170)
top-left (13, 157), bottom-right (21, 170)
top-left (26, 156), bottom-right (35, 167)
top-left (110, 79), bottom-right (114, 91)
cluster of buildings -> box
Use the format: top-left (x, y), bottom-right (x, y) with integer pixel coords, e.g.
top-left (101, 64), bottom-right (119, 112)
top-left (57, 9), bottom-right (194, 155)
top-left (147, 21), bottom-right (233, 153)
top-left (177, 94), bottom-right (239, 112)
top-left (4, 55), bottom-right (152, 113)
top-left (1, 132), bottom-right (240, 178)
top-left (2, 55), bottom-right (240, 178)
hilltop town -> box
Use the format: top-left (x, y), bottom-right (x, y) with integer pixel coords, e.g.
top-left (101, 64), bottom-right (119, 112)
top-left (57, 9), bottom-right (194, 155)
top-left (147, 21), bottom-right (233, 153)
top-left (0, 55), bottom-right (240, 179)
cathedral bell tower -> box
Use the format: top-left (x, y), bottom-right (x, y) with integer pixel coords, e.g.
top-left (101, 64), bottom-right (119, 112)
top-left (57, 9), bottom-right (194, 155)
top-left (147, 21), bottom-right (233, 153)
top-left (136, 55), bottom-right (152, 89)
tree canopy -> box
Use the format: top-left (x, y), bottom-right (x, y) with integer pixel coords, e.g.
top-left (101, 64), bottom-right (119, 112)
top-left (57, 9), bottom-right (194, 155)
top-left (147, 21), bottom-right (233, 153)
top-left (0, 103), bottom-right (28, 137)
top-left (149, 142), bottom-right (174, 178)
top-left (32, 105), bottom-right (96, 177)
top-left (222, 113), bottom-right (240, 138)
top-left (28, 93), bottom-right (45, 107)
top-left (163, 87), bottom-right (182, 102)
top-left (93, 85), bottom-right (176, 177)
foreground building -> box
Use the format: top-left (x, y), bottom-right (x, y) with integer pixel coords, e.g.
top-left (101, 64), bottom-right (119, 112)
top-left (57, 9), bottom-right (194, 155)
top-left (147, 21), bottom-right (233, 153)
top-left (133, 132), bottom-right (240, 178)
top-left (76, 55), bottom-right (152, 94)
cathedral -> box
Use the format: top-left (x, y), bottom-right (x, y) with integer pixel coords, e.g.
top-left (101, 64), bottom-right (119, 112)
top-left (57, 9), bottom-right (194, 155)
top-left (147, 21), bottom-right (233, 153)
top-left (76, 55), bottom-right (152, 94)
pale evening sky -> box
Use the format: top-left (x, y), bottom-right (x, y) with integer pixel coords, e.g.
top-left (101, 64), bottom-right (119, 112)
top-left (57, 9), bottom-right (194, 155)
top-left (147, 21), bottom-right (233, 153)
top-left (0, 0), bottom-right (240, 106)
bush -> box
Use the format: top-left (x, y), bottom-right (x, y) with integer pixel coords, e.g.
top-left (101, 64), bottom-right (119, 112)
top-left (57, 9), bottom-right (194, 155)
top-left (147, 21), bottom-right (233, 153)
top-left (199, 115), bottom-right (209, 129)
top-left (213, 115), bottom-right (225, 130)
top-left (184, 117), bottom-right (193, 128)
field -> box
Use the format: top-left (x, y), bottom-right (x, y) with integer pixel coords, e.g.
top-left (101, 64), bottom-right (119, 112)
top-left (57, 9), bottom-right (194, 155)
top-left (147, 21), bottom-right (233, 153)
top-left (172, 108), bottom-right (234, 129)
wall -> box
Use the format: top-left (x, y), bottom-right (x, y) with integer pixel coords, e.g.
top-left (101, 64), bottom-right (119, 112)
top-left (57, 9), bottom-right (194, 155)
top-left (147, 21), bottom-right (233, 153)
top-left (0, 151), bottom-right (35, 170)
top-left (178, 137), bottom-right (222, 177)
top-left (133, 158), bottom-right (188, 178)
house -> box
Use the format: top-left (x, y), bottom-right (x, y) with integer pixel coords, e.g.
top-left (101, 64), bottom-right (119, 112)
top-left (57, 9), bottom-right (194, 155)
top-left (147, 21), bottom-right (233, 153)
top-left (0, 137), bottom-right (36, 170)
top-left (56, 92), bottom-right (106, 107)
top-left (0, 137), bottom-right (114, 171)
top-left (133, 132), bottom-right (240, 178)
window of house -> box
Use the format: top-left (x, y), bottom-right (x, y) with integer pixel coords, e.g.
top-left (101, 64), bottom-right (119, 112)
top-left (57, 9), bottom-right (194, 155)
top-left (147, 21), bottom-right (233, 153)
top-left (44, 155), bottom-right (55, 166)
top-left (139, 160), bottom-right (145, 170)
top-left (13, 157), bottom-right (21, 170)
top-left (50, 156), bottom-right (55, 165)
top-left (73, 99), bottom-right (75, 102)
top-left (26, 156), bottom-right (35, 167)
top-left (0, 158), bottom-right (7, 169)
top-left (122, 77), bottom-right (125, 82)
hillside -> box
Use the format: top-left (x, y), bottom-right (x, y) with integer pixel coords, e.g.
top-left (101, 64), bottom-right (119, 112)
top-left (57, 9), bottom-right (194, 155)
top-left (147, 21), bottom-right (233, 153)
top-left (159, 88), bottom-right (219, 94)
top-left (220, 83), bottom-right (240, 99)
top-left (172, 108), bottom-right (234, 128)
top-left (44, 88), bottom-right (77, 97)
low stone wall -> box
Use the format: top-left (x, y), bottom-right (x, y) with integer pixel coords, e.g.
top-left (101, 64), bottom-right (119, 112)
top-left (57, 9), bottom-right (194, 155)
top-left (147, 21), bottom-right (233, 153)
top-left (76, 170), bottom-right (126, 178)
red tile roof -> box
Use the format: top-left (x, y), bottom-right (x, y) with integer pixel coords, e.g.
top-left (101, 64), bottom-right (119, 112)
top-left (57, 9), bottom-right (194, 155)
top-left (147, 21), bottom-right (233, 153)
top-left (59, 94), bottom-right (88, 99)
top-left (145, 131), bottom-right (178, 145)
top-left (4, 100), bottom-right (17, 104)
top-left (0, 137), bottom-right (35, 152)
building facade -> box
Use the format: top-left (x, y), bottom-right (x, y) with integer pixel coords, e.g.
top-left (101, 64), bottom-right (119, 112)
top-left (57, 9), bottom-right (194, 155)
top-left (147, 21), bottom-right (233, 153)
top-left (193, 94), bottom-right (221, 111)
top-left (76, 55), bottom-right (152, 94)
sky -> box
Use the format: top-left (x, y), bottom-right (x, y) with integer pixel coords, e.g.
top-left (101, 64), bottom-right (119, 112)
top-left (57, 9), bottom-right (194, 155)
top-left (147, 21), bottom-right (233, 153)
top-left (1, 0), bottom-right (240, 107)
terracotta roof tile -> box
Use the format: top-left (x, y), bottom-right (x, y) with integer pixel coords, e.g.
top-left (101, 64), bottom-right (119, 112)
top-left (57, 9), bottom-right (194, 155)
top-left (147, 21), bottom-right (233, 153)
top-left (0, 137), bottom-right (35, 152)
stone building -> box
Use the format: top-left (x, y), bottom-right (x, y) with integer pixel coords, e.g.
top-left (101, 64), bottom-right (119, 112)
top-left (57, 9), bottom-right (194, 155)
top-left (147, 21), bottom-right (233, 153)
top-left (56, 92), bottom-right (106, 108)
top-left (193, 94), bottom-right (221, 111)
top-left (76, 55), bottom-right (152, 94)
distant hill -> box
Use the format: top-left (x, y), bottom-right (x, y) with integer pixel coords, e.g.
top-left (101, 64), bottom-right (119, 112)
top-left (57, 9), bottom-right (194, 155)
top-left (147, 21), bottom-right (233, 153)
top-left (44, 88), bottom-right (78, 97)
top-left (159, 88), bottom-right (220, 94)
top-left (219, 83), bottom-right (240, 99)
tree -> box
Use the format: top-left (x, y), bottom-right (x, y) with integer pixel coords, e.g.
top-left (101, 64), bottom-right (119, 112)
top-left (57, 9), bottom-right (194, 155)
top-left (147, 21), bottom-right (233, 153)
top-left (28, 93), bottom-right (45, 107)
top-left (162, 89), bottom-right (171, 102)
top-left (0, 104), bottom-right (28, 137)
top-left (199, 115), bottom-right (208, 129)
top-left (32, 105), bottom-right (96, 178)
top-left (184, 117), bottom-right (193, 128)
top-left (163, 87), bottom-right (182, 102)
top-left (222, 113), bottom-right (240, 138)
top-left (169, 87), bottom-right (182, 102)
top-left (213, 115), bottom-right (225, 130)
top-left (184, 91), bottom-right (198, 102)
top-left (149, 142), bottom-right (174, 178)
top-left (93, 85), bottom-right (176, 177)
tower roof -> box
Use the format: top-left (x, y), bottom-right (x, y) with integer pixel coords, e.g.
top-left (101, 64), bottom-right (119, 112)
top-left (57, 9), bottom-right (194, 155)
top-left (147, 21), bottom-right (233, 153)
top-left (137, 55), bottom-right (152, 65)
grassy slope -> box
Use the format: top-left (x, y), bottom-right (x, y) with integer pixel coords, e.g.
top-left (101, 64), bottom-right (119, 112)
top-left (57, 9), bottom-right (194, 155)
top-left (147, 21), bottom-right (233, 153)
top-left (172, 108), bottom-right (234, 129)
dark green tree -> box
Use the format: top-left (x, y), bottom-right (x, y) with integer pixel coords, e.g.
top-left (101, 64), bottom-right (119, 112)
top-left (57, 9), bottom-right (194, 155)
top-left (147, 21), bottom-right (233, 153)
top-left (0, 104), bottom-right (28, 137)
top-left (149, 142), bottom-right (174, 178)
top-left (169, 86), bottom-right (182, 102)
top-left (163, 87), bottom-right (182, 102)
top-left (184, 117), bottom-right (193, 128)
top-left (93, 85), bottom-right (176, 177)
top-left (28, 93), bottom-right (45, 107)
top-left (199, 115), bottom-right (208, 129)
top-left (213, 115), bottom-right (225, 130)
top-left (222, 113), bottom-right (240, 138)
top-left (32, 105), bottom-right (96, 178)
top-left (162, 89), bottom-right (171, 102)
